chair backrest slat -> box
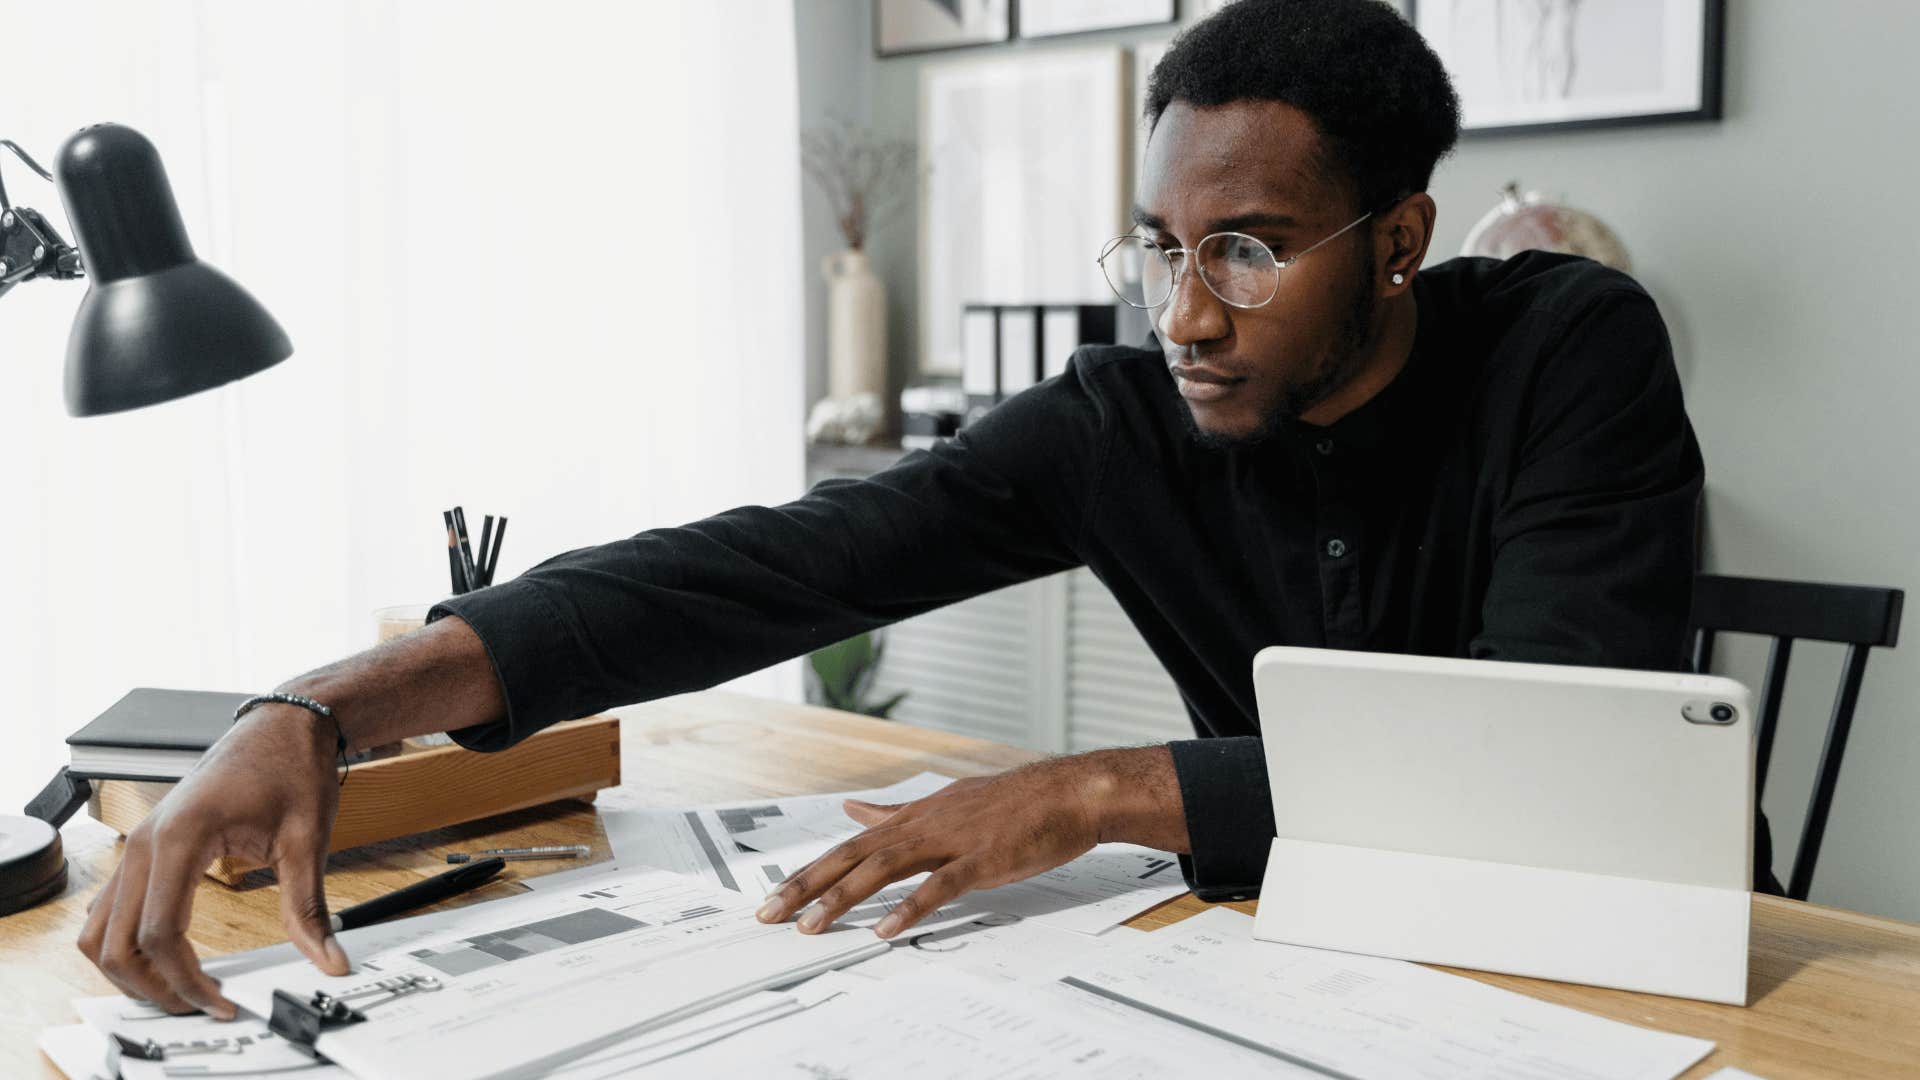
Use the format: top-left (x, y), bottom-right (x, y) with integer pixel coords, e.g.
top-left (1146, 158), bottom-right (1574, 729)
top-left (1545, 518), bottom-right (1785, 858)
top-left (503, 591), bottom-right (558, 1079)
top-left (1753, 636), bottom-right (1794, 800)
top-left (1691, 627), bottom-right (1716, 676)
top-left (1787, 643), bottom-right (1873, 902)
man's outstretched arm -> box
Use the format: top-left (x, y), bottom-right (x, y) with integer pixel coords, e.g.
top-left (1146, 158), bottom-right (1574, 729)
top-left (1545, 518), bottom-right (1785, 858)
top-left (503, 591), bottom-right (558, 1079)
top-left (78, 351), bottom-right (1130, 1014)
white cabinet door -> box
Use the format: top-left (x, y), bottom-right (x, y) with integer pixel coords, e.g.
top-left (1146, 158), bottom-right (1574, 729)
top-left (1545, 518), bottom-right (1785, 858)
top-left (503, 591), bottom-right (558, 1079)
top-left (869, 578), bottom-right (1038, 748)
top-left (867, 568), bottom-right (1189, 751)
top-left (1062, 569), bottom-right (1192, 750)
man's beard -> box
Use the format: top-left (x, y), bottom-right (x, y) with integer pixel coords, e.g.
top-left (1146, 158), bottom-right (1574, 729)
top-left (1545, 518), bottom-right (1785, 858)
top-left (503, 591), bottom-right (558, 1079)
top-left (1182, 250), bottom-right (1379, 452)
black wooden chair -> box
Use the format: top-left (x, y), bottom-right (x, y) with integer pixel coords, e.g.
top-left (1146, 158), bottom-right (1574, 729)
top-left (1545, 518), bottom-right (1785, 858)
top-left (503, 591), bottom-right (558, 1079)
top-left (1689, 574), bottom-right (1904, 901)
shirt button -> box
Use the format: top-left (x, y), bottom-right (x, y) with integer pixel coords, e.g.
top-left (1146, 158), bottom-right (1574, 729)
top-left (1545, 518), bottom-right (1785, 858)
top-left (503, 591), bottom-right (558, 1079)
top-left (1315, 438), bottom-right (1334, 455)
top-left (1325, 538), bottom-right (1348, 558)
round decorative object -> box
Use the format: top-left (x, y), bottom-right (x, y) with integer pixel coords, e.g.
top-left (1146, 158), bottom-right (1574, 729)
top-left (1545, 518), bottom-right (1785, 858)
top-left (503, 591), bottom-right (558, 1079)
top-left (0, 814), bottom-right (68, 917)
top-left (1461, 181), bottom-right (1632, 273)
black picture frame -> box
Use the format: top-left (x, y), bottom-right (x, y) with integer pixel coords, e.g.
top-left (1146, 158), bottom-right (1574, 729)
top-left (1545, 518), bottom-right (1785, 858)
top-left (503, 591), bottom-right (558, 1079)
top-left (1408, 0), bottom-right (1726, 137)
top-left (873, 0), bottom-right (1014, 60)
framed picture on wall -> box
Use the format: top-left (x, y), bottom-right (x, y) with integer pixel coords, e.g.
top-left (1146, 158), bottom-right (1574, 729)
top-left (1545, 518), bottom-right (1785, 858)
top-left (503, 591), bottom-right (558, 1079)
top-left (1411, 0), bottom-right (1725, 135)
top-left (1017, 0), bottom-right (1176, 41)
top-left (918, 48), bottom-right (1127, 376)
top-left (875, 0), bottom-right (1011, 59)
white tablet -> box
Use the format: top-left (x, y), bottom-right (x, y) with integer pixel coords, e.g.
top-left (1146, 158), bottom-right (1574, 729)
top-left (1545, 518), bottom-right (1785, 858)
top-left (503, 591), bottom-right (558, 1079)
top-left (1254, 646), bottom-right (1754, 886)
top-left (1251, 646), bottom-right (1755, 1003)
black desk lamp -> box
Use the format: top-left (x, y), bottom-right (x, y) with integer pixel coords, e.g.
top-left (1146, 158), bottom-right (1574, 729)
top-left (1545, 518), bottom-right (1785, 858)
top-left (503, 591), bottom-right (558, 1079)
top-left (0, 122), bottom-right (293, 915)
top-left (2, 122), bottom-right (291, 415)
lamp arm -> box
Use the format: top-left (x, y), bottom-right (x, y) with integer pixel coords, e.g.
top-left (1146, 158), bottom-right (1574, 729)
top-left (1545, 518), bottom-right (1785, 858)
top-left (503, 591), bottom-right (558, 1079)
top-left (0, 139), bottom-right (84, 300)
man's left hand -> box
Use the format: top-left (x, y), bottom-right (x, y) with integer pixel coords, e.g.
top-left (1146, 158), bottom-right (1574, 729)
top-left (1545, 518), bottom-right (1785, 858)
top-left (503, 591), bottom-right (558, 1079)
top-left (753, 746), bottom-right (1184, 938)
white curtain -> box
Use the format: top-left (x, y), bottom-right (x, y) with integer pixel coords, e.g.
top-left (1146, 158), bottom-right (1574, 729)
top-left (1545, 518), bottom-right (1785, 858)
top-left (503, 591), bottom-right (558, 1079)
top-left (0, 0), bottom-right (806, 807)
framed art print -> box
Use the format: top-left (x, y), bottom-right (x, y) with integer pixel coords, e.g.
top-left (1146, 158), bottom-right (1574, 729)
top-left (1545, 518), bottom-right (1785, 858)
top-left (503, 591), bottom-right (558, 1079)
top-left (1412, 0), bottom-right (1725, 135)
top-left (1017, 0), bottom-right (1177, 41)
top-left (876, 0), bottom-right (1012, 59)
top-left (918, 49), bottom-right (1127, 375)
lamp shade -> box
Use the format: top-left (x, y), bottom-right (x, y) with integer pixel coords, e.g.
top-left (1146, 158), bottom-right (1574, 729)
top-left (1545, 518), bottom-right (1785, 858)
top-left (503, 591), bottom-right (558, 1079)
top-left (54, 123), bottom-right (291, 416)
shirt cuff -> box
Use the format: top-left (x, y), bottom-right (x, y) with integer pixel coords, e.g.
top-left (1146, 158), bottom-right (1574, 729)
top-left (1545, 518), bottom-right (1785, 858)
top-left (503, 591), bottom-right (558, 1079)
top-left (427, 579), bottom-right (582, 753)
top-left (1168, 736), bottom-right (1274, 902)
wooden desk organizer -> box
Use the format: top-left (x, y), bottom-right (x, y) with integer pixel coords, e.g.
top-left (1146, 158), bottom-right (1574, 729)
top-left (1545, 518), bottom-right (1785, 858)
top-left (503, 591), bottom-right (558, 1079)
top-left (88, 715), bottom-right (621, 885)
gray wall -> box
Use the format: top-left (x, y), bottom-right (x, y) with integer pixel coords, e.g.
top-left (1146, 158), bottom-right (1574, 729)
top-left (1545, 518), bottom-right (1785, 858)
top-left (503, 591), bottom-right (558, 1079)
top-left (796, 1), bottom-right (1920, 921)
top-left (794, 0), bottom-right (875, 412)
top-left (1428, 1), bottom-right (1920, 922)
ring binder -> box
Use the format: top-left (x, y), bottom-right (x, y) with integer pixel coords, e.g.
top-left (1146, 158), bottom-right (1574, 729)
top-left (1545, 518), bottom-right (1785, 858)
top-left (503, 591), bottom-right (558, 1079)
top-left (269, 974), bottom-right (442, 1057)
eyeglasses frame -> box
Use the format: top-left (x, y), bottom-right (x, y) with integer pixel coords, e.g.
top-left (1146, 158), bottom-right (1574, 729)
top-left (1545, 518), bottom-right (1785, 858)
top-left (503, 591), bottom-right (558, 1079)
top-left (1097, 210), bottom-right (1375, 310)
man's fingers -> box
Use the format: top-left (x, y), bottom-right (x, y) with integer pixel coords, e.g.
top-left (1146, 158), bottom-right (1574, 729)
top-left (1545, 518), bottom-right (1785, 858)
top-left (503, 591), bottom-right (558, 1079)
top-left (137, 829), bottom-right (237, 1020)
top-left (275, 842), bottom-right (349, 977)
top-left (79, 866), bottom-right (150, 1002)
top-left (873, 861), bottom-right (978, 939)
top-left (78, 864), bottom-right (121, 964)
top-left (96, 834), bottom-right (197, 1014)
top-left (842, 799), bottom-right (903, 827)
top-left (793, 839), bottom-right (939, 935)
top-left (757, 826), bottom-right (900, 923)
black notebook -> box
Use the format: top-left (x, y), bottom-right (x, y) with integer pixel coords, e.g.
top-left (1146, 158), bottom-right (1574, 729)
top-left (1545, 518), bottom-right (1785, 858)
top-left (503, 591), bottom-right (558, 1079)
top-left (65, 688), bottom-right (251, 780)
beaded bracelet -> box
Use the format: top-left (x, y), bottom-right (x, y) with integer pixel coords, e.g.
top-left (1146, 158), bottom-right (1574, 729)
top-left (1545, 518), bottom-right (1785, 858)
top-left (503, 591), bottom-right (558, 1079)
top-left (233, 692), bottom-right (351, 786)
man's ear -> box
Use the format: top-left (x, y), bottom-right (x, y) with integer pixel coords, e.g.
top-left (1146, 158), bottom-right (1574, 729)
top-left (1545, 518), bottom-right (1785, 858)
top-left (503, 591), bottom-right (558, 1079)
top-left (1380, 192), bottom-right (1437, 295)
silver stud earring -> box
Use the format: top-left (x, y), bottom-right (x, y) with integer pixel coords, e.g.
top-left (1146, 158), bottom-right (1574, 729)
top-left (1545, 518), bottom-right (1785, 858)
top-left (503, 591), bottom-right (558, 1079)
top-left (1391, 272), bottom-right (1405, 285)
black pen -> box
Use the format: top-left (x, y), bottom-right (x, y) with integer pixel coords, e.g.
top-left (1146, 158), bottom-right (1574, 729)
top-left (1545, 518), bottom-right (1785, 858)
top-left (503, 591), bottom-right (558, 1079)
top-left (485, 515), bottom-right (508, 585)
top-left (477, 515), bottom-right (495, 587)
top-left (327, 857), bottom-right (506, 933)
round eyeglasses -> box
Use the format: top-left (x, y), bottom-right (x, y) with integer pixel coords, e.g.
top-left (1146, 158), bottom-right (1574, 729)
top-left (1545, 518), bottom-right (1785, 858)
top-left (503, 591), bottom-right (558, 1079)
top-left (1096, 212), bottom-right (1373, 310)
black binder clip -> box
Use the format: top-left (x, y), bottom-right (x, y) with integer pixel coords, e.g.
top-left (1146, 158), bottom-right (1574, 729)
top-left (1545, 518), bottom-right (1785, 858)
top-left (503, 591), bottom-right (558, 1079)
top-left (269, 973), bottom-right (442, 1058)
top-left (106, 1029), bottom-right (252, 1075)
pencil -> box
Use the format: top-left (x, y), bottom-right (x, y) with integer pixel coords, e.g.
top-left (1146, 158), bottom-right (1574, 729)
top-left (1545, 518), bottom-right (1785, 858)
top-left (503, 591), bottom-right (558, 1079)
top-left (443, 510), bottom-right (468, 594)
top-left (452, 506), bottom-right (479, 592)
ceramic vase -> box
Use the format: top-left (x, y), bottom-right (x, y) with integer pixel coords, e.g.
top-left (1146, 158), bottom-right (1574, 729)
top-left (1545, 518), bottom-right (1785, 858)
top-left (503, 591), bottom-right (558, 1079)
top-left (822, 248), bottom-right (887, 402)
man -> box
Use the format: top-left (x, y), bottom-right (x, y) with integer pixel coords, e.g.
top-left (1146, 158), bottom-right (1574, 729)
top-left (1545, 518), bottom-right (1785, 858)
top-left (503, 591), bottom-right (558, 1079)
top-left (80, 0), bottom-right (1733, 1022)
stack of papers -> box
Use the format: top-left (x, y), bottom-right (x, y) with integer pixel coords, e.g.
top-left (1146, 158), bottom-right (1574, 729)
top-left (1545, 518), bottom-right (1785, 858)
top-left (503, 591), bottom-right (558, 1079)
top-left (37, 777), bottom-right (1724, 1080)
top-left (535, 772), bottom-right (1188, 937)
top-left (1064, 908), bottom-right (1718, 1080)
top-left (217, 868), bottom-right (883, 1079)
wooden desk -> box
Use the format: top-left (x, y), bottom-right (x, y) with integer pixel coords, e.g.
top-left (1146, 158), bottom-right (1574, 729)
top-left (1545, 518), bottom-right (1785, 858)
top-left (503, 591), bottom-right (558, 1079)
top-left (6, 691), bottom-right (1918, 1078)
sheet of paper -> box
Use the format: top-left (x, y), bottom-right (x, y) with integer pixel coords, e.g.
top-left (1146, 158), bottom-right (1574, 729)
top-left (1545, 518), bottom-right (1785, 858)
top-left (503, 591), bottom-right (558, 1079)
top-left (648, 966), bottom-right (1319, 1079)
top-left (968, 843), bottom-right (1186, 934)
top-left (72, 995), bottom-right (352, 1080)
top-left (841, 913), bottom-right (1136, 984)
top-left (1065, 907), bottom-right (1717, 1080)
top-left (35, 1023), bottom-right (110, 1080)
top-left (66, 976), bottom-right (846, 1080)
top-left (518, 857), bottom-right (633, 892)
top-left (218, 867), bottom-right (887, 1080)
top-left (599, 772), bottom-right (955, 895)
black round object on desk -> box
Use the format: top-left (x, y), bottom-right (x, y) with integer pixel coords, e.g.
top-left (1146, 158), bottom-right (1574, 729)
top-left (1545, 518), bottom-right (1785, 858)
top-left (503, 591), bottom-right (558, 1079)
top-left (0, 813), bottom-right (68, 917)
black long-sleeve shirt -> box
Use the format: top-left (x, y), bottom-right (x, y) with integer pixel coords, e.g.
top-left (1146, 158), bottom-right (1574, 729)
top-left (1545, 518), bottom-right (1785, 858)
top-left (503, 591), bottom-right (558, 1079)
top-left (429, 252), bottom-right (1718, 901)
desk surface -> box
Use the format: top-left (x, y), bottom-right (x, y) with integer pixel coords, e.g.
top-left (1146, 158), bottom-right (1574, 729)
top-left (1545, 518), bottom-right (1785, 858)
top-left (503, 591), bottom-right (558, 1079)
top-left (6, 690), bottom-right (1919, 1078)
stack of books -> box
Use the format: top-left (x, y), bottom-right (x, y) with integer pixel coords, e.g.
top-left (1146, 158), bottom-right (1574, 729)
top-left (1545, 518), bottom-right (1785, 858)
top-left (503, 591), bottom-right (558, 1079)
top-left (67, 688), bottom-right (621, 885)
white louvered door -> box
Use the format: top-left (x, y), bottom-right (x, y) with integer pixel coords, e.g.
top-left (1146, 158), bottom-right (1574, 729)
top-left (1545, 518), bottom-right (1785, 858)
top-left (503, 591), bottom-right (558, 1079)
top-left (1062, 569), bottom-right (1192, 750)
top-left (869, 579), bottom-right (1037, 747)
top-left (868, 568), bottom-right (1190, 752)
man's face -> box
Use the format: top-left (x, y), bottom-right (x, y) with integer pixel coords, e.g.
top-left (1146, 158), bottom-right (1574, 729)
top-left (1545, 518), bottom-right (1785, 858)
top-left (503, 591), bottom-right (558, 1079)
top-left (1135, 100), bottom-right (1380, 448)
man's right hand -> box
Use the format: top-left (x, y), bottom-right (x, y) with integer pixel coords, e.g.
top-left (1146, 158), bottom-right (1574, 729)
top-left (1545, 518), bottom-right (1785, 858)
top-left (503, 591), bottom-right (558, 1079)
top-left (77, 705), bottom-right (351, 1019)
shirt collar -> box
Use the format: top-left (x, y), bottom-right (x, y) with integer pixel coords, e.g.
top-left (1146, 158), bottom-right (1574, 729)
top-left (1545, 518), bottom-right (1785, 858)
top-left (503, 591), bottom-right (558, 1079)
top-left (1284, 275), bottom-right (1440, 457)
